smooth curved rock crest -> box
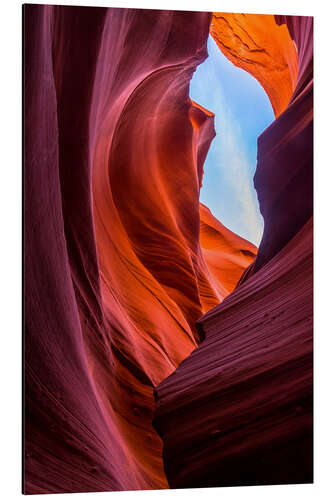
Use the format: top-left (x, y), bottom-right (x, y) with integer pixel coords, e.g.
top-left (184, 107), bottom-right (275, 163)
top-left (24, 5), bottom-right (313, 494)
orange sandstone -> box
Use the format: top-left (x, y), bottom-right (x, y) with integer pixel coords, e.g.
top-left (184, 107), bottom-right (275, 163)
top-left (210, 13), bottom-right (298, 117)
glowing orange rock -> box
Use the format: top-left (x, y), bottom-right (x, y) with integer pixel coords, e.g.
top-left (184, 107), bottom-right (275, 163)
top-left (200, 203), bottom-right (257, 298)
top-left (24, 6), bottom-right (258, 494)
top-left (210, 13), bottom-right (298, 117)
top-left (155, 15), bottom-right (313, 488)
top-left (92, 14), bottom-right (258, 488)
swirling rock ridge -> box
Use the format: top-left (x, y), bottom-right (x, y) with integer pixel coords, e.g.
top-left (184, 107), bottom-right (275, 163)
top-left (24, 5), bottom-right (257, 494)
top-left (154, 14), bottom-right (313, 488)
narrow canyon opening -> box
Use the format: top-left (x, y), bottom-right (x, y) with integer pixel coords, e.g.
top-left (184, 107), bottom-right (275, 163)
top-left (190, 34), bottom-right (274, 247)
top-left (24, 6), bottom-right (313, 493)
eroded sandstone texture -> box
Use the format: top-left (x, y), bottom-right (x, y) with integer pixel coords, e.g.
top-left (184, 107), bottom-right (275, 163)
top-left (210, 13), bottom-right (298, 118)
top-left (154, 14), bottom-right (313, 487)
top-left (24, 6), bottom-right (257, 494)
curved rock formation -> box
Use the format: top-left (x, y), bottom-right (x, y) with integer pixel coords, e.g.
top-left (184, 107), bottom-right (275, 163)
top-left (210, 13), bottom-right (298, 118)
top-left (24, 5), bottom-right (257, 494)
top-left (254, 15), bottom-right (313, 271)
top-left (154, 217), bottom-right (313, 487)
top-left (200, 203), bottom-right (257, 299)
top-left (154, 14), bottom-right (313, 488)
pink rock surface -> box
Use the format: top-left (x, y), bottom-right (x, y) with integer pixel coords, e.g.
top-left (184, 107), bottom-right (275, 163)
top-left (154, 217), bottom-right (313, 487)
top-left (24, 6), bottom-right (312, 493)
top-left (154, 15), bottom-right (313, 487)
top-left (24, 5), bottom-right (257, 494)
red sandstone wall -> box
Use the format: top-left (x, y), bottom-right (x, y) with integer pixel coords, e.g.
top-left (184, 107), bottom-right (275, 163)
top-left (24, 6), bottom-right (256, 494)
top-left (24, 7), bottom-right (312, 493)
top-left (154, 14), bottom-right (313, 487)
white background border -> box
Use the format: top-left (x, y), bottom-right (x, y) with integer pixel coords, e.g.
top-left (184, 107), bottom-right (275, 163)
top-left (1, 0), bottom-right (332, 498)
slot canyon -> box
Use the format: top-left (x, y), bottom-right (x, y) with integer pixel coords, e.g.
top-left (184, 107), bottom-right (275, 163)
top-left (24, 5), bottom-right (313, 494)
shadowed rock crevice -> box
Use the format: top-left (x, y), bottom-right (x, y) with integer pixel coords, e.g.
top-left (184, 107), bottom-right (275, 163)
top-left (154, 14), bottom-right (313, 488)
top-left (24, 6), bottom-right (259, 494)
top-left (24, 7), bottom-right (312, 493)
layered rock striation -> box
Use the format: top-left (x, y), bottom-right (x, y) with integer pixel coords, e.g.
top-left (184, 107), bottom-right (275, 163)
top-left (24, 5), bottom-right (257, 494)
top-left (154, 14), bottom-right (313, 487)
top-left (25, 6), bottom-right (313, 493)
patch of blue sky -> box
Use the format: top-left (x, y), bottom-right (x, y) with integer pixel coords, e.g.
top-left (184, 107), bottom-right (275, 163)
top-left (190, 35), bottom-right (274, 246)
